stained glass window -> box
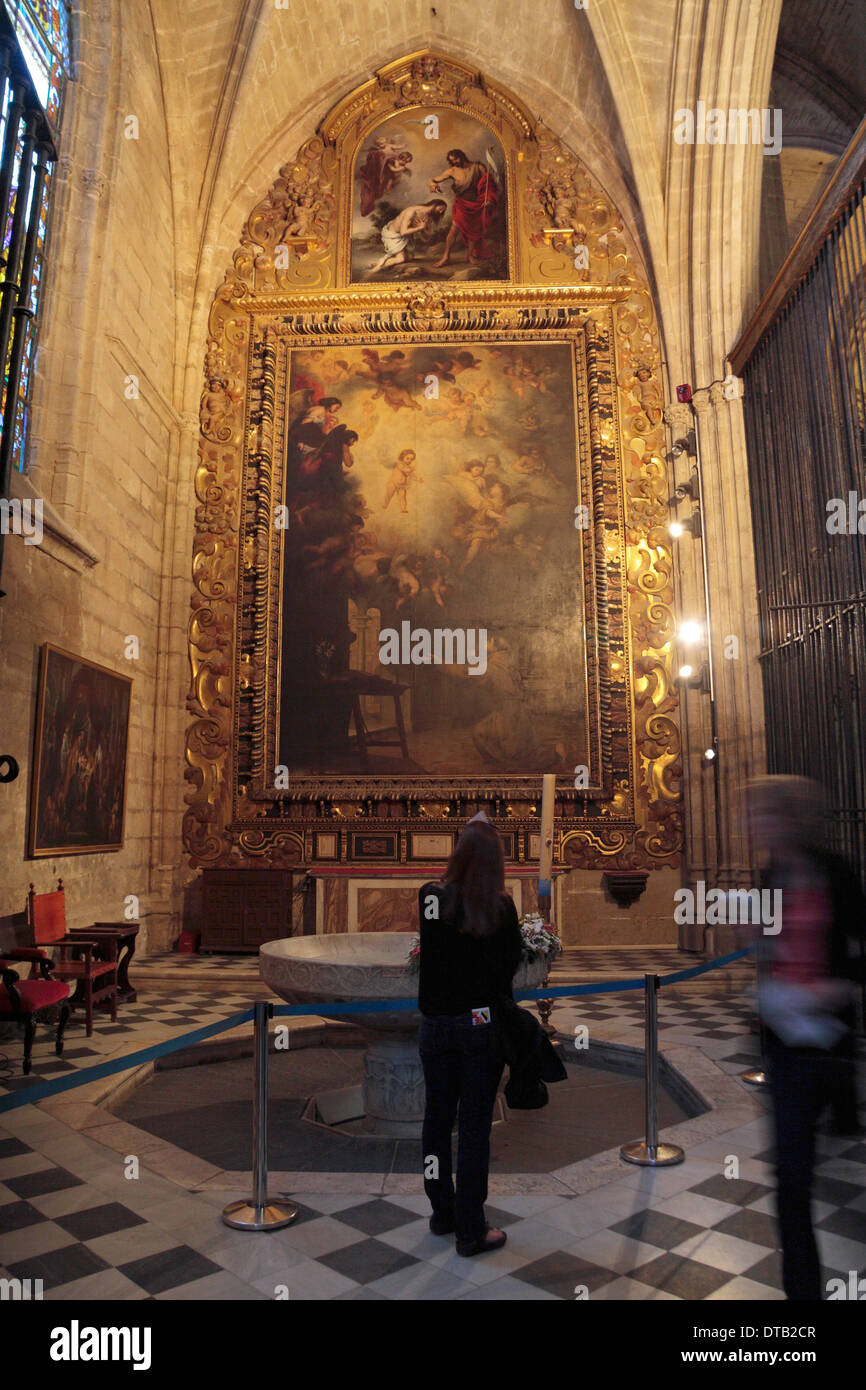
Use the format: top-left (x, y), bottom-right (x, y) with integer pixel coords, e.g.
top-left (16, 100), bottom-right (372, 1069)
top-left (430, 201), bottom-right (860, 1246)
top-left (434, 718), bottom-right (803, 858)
top-left (3, 1), bottom-right (71, 132)
top-left (1, 0), bottom-right (71, 470)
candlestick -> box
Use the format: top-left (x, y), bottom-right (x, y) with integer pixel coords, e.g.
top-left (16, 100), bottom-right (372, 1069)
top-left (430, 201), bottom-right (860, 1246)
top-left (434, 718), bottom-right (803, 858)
top-left (538, 773), bottom-right (555, 923)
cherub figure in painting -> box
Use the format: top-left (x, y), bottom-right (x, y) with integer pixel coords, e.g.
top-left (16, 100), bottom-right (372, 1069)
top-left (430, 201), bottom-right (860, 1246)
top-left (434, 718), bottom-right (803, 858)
top-left (390, 553), bottom-right (425, 607)
top-left (459, 391), bottom-right (493, 438)
top-left (428, 545), bottom-right (451, 608)
top-left (416, 349), bottom-right (483, 386)
top-left (358, 134), bottom-right (413, 217)
top-left (429, 386), bottom-right (492, 437)
top-left (382, 449), bottom-right (423, 513)
top-left (456, 480), bottom-right (515, 569)
top-left (360, 349), bottom-right (423, 413)
top-left (514, 447), bottom-right (564, 487)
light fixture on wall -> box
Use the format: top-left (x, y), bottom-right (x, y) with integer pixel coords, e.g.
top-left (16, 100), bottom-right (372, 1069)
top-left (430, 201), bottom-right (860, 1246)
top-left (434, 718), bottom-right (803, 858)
top-left (669, 513), bottom-right (702, 540)
top-left (668, 471), bottom-right (701, 539)
top-left (666, 375), bottom-right (730, 884)
top-left (676, 663), bottom-right (709, 691)
top-left (677, 619), bottom-right (703, 645)
top-left (675, 621), bottom-right (708, 689)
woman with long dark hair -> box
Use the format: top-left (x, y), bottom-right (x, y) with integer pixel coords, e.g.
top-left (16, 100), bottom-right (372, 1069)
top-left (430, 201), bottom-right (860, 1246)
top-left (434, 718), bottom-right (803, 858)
top-left (417, 813), bottom-right (522, 1256)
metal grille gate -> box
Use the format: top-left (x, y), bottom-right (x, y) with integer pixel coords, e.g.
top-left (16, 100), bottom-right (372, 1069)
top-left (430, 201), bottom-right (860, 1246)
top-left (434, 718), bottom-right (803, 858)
top-left (739, 174), bottom-right (866, 883)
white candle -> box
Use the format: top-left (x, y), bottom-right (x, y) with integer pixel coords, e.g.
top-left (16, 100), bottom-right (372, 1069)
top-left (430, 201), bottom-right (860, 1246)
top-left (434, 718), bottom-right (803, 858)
top-left (539, 773), bottom-right (555, 921)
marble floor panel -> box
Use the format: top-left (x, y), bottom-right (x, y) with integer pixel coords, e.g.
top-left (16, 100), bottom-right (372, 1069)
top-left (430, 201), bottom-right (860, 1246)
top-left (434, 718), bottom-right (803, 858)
top-left (0, 952), bottom-right (863, 1299)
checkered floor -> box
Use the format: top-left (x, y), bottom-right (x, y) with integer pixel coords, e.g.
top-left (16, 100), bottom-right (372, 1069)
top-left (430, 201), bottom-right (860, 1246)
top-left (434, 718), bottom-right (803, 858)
top-left (133, 953), bottom-right (261, 975)
top-left (0, 990), bottom-right (255, 1096)
top-left (1, 950), bottom-right (864, 1299)
top-left (1, 1114), bottom-right (865, 1300)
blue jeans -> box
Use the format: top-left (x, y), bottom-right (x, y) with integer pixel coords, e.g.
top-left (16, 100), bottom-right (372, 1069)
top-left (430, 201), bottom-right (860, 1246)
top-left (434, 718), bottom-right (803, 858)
top-left (419, 1011), bottom-right (503, 1242)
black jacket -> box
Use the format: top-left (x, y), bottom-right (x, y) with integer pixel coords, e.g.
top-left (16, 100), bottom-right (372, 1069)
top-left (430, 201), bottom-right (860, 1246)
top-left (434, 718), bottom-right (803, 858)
top-left (493, 995), bottom-right (567, 1109)
top-left (417, 883), bottom-right (521, 1017)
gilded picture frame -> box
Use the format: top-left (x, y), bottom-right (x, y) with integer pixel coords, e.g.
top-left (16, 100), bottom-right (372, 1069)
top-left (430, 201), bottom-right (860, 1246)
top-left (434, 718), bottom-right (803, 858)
top-left (239, 289), bottom-right (615, 805)
top-left (29, 644), bottom-right (132, 858)
top-left (185, 51), bottom-right (682, 874)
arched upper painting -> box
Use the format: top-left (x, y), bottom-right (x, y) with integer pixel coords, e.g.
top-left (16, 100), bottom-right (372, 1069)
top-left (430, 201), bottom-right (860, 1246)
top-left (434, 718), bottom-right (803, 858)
top-left (350, 109), bottom-right (509, 284)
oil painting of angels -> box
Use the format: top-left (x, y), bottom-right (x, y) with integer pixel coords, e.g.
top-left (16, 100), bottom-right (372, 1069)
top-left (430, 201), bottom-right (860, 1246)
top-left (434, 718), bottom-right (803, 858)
top-left (278, 341), bottom-right (587, 778)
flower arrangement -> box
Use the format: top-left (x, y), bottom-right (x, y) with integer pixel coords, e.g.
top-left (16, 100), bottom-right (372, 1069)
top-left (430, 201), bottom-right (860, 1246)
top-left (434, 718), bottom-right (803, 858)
top-left (406, 914), bottom-right (561, 972)
top-left (519, 913), bottom-right (562, 963)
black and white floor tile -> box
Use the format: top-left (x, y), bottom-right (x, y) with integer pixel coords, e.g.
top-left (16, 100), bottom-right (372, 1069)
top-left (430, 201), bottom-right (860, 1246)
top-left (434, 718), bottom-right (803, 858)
top-left (0, 949), bottom-right (863, 1299)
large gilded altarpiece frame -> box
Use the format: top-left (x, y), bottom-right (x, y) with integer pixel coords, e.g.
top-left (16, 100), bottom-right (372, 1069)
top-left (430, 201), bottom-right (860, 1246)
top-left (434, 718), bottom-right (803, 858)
top-left (185, 52), bottom-right (681, 876)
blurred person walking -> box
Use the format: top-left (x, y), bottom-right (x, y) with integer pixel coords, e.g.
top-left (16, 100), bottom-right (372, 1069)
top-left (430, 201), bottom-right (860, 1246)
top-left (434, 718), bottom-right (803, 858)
top-left (749, 777), bottom-right (865, 1300)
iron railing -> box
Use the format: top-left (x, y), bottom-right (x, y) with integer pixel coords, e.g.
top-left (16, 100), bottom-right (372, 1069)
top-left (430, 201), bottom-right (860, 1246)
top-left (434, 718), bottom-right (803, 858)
top-left (732, 122), bottom-right (866, 882)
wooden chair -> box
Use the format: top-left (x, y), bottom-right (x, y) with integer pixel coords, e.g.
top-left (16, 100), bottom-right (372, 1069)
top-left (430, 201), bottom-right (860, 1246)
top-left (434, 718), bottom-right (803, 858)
top-left (322, 672), bottom-right (410, 769)
top-left (27, 880), bottom-right (118, 1036)
top-left (0, 911), bottom-right (72, 1074)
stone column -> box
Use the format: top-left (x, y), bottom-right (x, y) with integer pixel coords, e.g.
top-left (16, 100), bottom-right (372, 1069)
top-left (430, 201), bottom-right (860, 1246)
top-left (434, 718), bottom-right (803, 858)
top-left (147, 407), bottom-right (201, 951)
top-left (671, 384), bottom-right (767, 949)
top-left (361, 1036), bottom-right (426, 1137)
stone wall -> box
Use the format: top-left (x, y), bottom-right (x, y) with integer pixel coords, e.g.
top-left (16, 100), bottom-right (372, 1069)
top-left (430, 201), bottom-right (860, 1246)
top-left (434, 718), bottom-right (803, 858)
top-left (0, 1), bottom-right (183, 951)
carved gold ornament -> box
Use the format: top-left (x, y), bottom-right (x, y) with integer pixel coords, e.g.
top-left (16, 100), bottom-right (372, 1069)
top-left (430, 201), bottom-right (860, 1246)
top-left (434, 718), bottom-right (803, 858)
top-left (185, 52), bottom-right (681, 873)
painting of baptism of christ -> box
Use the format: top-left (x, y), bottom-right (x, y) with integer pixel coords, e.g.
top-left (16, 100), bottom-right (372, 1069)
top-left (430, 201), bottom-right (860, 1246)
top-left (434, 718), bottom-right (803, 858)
top-left (278, 341), bottom-right (589, 779)
top-left (351, 109), bottom-right (508, 283)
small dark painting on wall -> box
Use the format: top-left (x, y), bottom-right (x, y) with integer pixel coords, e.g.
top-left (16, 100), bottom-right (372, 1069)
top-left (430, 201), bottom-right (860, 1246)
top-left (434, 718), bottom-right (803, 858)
top-left (29, 645), bottom-right (132, 857)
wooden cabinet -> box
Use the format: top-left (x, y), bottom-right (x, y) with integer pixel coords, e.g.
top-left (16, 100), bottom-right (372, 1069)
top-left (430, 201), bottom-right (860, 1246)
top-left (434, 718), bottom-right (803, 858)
top-left (201, 869), bottom-right (294, 953)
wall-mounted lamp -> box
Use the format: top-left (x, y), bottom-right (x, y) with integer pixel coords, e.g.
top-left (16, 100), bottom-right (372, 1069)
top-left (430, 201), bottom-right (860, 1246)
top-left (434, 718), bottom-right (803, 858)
top-left (675, 663), bottom-right (709, 691)
top-left (673, 473), bottom-right (699, 501)
top-left (677, 619), bottom-right (704, 645)
top-left (669, 514), bottom-right (702, 540)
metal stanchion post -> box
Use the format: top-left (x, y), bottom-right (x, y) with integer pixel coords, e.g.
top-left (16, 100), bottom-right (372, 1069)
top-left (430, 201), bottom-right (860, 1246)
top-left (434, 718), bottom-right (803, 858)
top-left (742, 949), bottom-right (769, 1086)
top-left (223, 1001), bottom-right (299, 1231)
top-left (620, 973), bottom-right (684, 1167)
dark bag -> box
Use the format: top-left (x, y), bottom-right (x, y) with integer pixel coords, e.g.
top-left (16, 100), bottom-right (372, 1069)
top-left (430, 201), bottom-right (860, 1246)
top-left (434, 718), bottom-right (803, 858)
top-left (492, 995), bottom-right (567, 1111)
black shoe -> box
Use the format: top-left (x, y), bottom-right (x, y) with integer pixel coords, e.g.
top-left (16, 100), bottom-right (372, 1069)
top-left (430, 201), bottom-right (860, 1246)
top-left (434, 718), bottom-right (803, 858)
top-left (429, 1212), bottom-right (456, 1235)
top-left (456, 1227), bottom-right (507, 1257)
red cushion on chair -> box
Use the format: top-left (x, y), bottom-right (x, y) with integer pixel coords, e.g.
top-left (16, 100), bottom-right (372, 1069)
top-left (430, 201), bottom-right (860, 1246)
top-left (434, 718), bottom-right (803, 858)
top-left (31, 890), bottom-right (66, 945)
top-left (0, 979), bottom-right (71, 1014)
top-left (2, 947), bottom-right (48, 960)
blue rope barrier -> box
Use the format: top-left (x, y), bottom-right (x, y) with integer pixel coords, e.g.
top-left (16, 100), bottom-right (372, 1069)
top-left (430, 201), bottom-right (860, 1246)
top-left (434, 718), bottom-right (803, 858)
top-left (659, 946), bottom-right (753, 985)
top-left (271, 999), bottom-right (418, 1017)
top-left (0, 1008), bottom-right (255, 1114)
top-left (0, 945), bottom-right (755, 1114)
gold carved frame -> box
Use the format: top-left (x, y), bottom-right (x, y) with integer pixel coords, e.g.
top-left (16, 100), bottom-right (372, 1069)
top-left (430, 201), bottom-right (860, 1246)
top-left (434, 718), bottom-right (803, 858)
top-left (185, 52), bottom-right (681, 874)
